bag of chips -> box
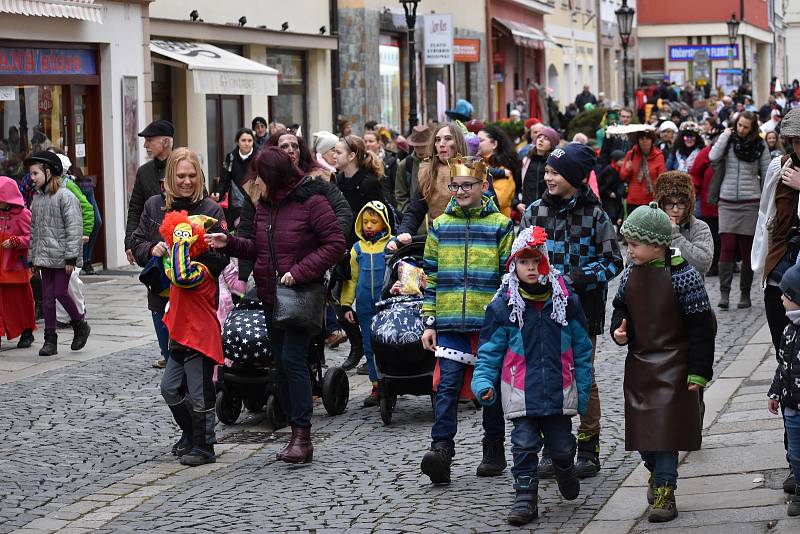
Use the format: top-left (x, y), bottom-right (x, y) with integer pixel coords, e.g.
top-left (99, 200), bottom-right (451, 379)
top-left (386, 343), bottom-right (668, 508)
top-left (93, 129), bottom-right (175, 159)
top-left (397, 261), bottom-right (424, 296)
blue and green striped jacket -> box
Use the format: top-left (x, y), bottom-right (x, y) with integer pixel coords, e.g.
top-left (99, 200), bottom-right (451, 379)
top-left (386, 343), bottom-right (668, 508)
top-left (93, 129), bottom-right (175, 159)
top-left (422, 195), bottom-right (514, 333)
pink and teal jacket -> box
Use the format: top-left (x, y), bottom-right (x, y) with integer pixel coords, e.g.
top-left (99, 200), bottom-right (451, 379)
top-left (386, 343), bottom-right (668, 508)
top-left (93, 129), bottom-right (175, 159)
top-left (471, 279), bottom-right (593, 419)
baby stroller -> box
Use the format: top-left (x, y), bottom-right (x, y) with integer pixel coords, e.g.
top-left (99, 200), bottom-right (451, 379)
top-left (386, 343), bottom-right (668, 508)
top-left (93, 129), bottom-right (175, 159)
top-left (370, 238), bottom-right (436, 425)
top-left (215, 294), bottom-right (350, 428)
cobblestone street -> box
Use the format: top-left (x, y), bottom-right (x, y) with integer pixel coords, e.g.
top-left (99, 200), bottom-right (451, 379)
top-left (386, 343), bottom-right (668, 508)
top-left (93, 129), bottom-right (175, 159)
top-left (1, 273), bottom-right (768, 533)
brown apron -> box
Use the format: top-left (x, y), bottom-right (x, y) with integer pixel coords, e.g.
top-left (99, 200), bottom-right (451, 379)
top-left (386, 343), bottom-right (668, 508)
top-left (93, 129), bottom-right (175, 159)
top-left (623, 263), bottom-right (702, 452)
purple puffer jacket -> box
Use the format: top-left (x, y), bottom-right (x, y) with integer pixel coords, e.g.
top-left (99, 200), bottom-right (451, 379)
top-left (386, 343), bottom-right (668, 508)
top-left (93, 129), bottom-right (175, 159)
top-left (224, 178), bottom-right (346, 304)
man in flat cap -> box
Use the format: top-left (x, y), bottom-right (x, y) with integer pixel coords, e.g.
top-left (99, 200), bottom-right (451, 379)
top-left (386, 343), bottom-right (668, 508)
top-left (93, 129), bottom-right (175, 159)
top-left (124, 119), bottom-right (174, 265)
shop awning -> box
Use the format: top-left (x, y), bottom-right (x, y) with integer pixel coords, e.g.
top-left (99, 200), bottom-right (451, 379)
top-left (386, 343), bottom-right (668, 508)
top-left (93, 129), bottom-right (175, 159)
top-left (493, 17), bottom-right (555, 50)
top-left (149, 40), bottom-right (278, 96)
top-left (0, 0), bottom-right (103, 23)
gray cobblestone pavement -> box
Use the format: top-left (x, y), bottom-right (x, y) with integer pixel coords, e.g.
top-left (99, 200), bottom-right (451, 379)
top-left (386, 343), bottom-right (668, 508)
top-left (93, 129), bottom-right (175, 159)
top-left (0, 273), bottom-right (768, 533)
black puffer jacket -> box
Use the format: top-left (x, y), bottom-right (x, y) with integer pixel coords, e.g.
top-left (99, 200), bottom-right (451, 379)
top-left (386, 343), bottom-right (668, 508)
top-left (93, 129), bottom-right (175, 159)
top-left (769, 322), bottom-right (800, 411)
top-left (336, 168), bottom-right (386, 246)
top-left (215, 150), bottom-right (254, 208)
top-left (130, 193), bottom-right (228, 312)
top-left (124, 158), bottom-right (166, 250)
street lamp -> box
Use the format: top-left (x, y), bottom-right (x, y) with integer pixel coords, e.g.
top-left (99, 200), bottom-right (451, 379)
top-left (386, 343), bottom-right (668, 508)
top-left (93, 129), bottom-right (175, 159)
top-left (726, 13), bottom-right (739, 70)
top-left (615, 0), bottom-right (635, 107)
top-left (400, 0), bottom-right (420, 132)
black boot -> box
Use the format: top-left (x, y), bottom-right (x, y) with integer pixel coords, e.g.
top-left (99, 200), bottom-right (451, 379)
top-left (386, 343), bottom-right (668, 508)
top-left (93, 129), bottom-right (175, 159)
top-left (420, 445), bottom-right (452, 484)
top-left (168, 401), bottom-right (193, 457)
top-left (70, 319), bottom-right (91, 350)
top-left (507, 476), bottom-right (538, 526)
top-left (784, 473), bottom-right (797, 494)
top-left (738, 266), bottom-right (753, 308)
top-left (537, 449), bottom-right (555, 479)
top-left (476, 439), bottom-right (507, 477)
top-left (575, 433), bottom-right (601, 478)
top-left (788, 485), bottom-right (800, 517)
top-left (180, 407), bottom-right (216, 466)
top-left (341, 342), bottom-right (363, 371)
top-left (718, 262), bottom-right (734, 309)
top-left (17, 329), bottom-right (34, 349)
top-left (39, 329), bottom-right (58, 356)
top-left (553, 462), bottom-right (581, 500)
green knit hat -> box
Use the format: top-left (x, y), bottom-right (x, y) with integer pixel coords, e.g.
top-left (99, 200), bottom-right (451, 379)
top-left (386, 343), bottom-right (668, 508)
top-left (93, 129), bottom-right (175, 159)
top-left (621, 201), bottom-right (673, 247)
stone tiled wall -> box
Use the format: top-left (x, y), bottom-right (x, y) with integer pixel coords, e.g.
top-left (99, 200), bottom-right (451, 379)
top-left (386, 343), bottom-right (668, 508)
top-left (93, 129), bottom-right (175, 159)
top-left (338, 7), bottom-right (381, 133)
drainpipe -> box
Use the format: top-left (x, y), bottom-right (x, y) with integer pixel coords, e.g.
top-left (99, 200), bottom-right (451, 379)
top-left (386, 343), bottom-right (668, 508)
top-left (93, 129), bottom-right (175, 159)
top-left (330, 0), bottom-right (341, 128)
top-left (485, 0), bottom-right (493, 120)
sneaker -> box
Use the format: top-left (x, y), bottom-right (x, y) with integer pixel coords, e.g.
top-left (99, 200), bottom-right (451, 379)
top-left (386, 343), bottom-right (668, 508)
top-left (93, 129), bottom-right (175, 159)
top-left (421, 447), bottom-right (452, 484)
top-left (575, 456), bottom-right (601, 478)
top-left (324, 330), bottom-right (347, 349)
top-left (648, 486), bottom-right (678, 523)
top-left (362, 387), bottom-right (379, 408)
top-left (152, 358), bottom-right (166, 369)
top-left (537, 455), bottom-right (555, 480)
top-left (180, 445), bottom-right (216, 466)
top-left (356, 362), bottom-right (369, 375)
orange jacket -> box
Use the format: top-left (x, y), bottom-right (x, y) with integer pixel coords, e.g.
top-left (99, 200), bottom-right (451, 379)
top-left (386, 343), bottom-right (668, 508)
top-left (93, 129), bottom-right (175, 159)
top-left (619, 145), bottom-right (666, 206)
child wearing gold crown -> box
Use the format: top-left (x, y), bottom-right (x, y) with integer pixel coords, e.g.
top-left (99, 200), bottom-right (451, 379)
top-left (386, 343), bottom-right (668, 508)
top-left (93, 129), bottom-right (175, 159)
top-left (158, 210), bottom-right (226, 467)
top-left (472, 226), bottom-right (593, 526)
top-left (419, 155), bottom-right (515, 485)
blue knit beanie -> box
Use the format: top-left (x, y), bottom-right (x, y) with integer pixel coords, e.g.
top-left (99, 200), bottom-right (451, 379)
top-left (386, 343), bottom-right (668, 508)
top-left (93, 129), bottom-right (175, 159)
top-left (546, 142), bottom-right (596, 187)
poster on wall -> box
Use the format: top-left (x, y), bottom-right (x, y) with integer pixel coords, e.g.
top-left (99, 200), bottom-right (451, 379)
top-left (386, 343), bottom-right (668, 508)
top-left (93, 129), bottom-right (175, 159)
top-left (424, 14), bottom-right (454, 65)
top-left (121, 76), bottom-right (139, 216)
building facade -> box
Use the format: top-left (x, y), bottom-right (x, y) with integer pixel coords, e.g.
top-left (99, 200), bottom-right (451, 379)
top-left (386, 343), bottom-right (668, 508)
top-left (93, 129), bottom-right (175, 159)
top-left (596, 0), bottom-right (636, 108)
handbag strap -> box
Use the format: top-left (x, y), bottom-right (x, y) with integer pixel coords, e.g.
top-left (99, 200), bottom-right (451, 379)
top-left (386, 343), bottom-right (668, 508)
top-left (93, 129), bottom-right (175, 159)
top-left (266, 207), bottom-right (280, 280)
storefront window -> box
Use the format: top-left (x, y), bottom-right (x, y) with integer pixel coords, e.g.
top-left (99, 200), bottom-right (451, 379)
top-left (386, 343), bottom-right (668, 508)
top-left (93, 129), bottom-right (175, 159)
top-left (267, 50), bottom-right (307, 136)
top-left (379, 35), bottom-right (401, 131)
top-left (0, 85), bottom-right (65, 182)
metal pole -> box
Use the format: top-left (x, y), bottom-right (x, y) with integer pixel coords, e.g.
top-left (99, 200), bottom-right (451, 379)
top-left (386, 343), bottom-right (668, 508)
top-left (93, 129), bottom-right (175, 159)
top-left (403, 1), bottom-right (420, 132)
top-left (623, 43), bottom-right (629, 107)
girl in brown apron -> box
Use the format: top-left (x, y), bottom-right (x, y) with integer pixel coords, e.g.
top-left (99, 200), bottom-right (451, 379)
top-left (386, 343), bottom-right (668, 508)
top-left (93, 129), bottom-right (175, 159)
top-left (611, 202), bottom-right (715, 523)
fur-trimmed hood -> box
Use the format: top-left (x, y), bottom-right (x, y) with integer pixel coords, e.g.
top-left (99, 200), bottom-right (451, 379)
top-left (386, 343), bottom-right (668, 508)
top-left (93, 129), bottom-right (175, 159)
top-left (654, 170), bottom-right (695, 219)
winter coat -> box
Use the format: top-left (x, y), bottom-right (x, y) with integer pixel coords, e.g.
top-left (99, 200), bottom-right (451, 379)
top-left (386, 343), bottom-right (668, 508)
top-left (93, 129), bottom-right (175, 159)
top-left (599, 135), bottom-right (630, 168)
top-left (336, 169), bottom-right (385, 246)
top-left (130, 194), bottom-right (227, 312)
top-left (29, 184), bottom-right (82, 269)
top-left (63, 177), bottom-right (94, 237)
top-left (486, 162), bottom-right (518, 218)
top-left (0, 177), bottom-right (31, 279)
top-left (472, 282), bottom-right (593, 419)
top-left (521, 186), bottom-right (623, 293)
top-left (769, 321), bottom-right (800, 411)
top-left (709, 129), bottom-right (770, 203)
top-left (395, 153), bottom-right (422, 216)
top-left (124, 158), bottom-right (166, 250)
top-left (520, 151), bottom-right (548, 207)
top-left (224, 178), bottom-right (346, 305)
top-left (620, 145), bottom-right (667, 206)
top-left (422, 196), bottom-right (514, 333)
top-left (341, 202), bottom-right (394, 314)
top-left (215, 149), bottom-right (254, 209)
top-left (217, 258), bottom-right (246, 326)
top-left (689, 145), bottom-right (719, 218)
top-left (598, 162), bottom-right (626, 223)
top-left (672, 216), bottom-right (714, 275)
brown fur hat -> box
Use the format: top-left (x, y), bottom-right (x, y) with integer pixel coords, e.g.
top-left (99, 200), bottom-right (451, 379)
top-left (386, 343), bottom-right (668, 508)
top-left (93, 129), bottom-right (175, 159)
top-left (654, 171), bottom-right (695, 219)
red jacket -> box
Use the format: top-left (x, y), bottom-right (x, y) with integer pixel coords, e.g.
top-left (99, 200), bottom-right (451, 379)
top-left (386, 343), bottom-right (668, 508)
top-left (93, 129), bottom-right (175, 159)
top-left (224, 178), bottom-right (346, 305)
top-left (689, 145), bottom-right (718, 218)
top-left (0, 176), bottom-right (32, 282)
top-left (620, 145), bottom-right (667, 206)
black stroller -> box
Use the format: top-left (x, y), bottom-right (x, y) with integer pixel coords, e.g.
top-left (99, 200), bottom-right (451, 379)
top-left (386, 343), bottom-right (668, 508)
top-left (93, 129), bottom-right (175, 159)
top-left (215, 295), bottom-right (350, 428)
top-left (370, 239), bottom-right (436, 425)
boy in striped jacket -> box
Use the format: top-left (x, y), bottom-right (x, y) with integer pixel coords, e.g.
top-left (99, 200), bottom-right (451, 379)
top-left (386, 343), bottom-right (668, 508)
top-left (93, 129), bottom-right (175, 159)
top-left (419, 155), bottom-right (515, 485)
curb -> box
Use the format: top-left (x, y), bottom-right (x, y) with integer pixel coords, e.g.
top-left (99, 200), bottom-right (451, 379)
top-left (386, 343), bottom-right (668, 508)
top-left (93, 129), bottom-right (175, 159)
top-left (580, 320), bottom-right (773, 533)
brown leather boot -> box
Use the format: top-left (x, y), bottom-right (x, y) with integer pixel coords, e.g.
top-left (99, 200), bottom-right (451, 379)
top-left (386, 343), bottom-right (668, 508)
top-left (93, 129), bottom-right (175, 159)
top-left (276, 427), bottom-right (298, 461)
top-left (279, 426), bottom-right (313, 464)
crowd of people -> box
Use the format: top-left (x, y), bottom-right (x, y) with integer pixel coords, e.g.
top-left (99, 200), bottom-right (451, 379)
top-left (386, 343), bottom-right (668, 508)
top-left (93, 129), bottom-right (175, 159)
top-left (2, 79), bottom-right (800, 526)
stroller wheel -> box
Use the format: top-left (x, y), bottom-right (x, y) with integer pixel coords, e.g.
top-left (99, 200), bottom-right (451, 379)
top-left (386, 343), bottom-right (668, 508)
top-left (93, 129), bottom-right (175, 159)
top-left (379, 395), bottom-right (394, 425)
top-left (265, 394), bottom-right (287, 430)
top-left (215, 390), bottom-right (242, 425)
top-left (243, 397), bottom-right (265, 413)
top-left (321, 366), bottom-right (349, 416)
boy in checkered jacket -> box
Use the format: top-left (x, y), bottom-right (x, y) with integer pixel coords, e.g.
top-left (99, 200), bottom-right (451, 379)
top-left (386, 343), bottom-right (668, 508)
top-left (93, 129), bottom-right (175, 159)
top-left (521, 142), bottom-right (623, 479)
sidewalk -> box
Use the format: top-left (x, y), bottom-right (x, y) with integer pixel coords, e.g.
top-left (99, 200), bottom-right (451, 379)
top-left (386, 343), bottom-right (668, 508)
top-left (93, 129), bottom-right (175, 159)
top-left (583, 321), bottom-right (800, 533)
top-left (0, 271), bottom-right (156, 385)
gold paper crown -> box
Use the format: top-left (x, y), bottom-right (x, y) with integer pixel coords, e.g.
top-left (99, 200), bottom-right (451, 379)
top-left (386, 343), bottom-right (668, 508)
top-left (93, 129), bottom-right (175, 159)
top-left (447, 155), bottom-right (488, 181)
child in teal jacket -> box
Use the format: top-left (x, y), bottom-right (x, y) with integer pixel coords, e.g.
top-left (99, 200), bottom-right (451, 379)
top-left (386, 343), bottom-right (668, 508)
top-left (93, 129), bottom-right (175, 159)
top-left (472, 225), bottom-right (593, 526)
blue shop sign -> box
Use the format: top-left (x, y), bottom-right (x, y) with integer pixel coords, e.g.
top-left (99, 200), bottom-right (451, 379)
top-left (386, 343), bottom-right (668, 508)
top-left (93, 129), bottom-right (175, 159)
top-left (0, 47), bottom-right (96, 75)
top-left (668, 45), bottom-right (738, 62)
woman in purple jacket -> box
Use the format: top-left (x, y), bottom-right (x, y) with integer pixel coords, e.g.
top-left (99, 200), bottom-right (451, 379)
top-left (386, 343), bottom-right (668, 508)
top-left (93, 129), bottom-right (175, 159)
top-left (206, 147), bottom-right (346, 464)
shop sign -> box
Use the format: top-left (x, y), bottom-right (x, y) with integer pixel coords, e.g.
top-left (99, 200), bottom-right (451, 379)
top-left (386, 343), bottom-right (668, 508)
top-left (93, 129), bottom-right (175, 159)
top-left (692, 49), bottom-right (710, 84)
top-left (668, 44), bottom-right (738, 62)
top-left (424, 13), bottom-right (453, 65)
top-left (0, 47), bottom-right (96, 75)
top-left (454, 39), bottom-right (481, 63)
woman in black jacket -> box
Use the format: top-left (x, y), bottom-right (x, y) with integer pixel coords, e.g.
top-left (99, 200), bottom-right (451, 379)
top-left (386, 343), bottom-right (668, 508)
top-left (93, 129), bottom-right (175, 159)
top-left (211, 128), bottom-right (255, 231)
top-left (131, 148), bottom-right (228, 369)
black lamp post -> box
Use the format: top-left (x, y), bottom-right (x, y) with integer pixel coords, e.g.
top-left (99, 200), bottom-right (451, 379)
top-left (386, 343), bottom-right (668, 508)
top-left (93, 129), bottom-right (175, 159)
top-left (400, 0), bottom-right (420, 132)
top-left (726, 12), bottom-right (740, 73)
top-left (615, 0), bottom-right (635, 107)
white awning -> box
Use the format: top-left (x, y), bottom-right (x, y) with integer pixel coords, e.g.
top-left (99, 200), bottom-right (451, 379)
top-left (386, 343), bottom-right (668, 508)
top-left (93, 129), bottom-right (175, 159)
top-left (149, 40), bottom-right (278, 96)
top-left (0, 0), bottom-right (103, 23)
top-left (494, 17), bottom-right (556, 50)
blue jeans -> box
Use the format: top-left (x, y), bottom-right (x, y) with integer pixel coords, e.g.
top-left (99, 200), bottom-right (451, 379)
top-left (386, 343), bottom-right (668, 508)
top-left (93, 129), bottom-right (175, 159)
top-left (431, 357), bottom-right (505, 454)
top-left (785, 410), bottom-right (800, 483)
top-left (356, 309), bottom-right (377, 382)
top-left (151, 310), bottom-right (171, 361)
top-left (324, 304), bottom-right (339, 336)
top-left (511, 415), bottom-right (576, 480)
top-left (265, 304), bottom-right (313, 428)
top-left (641, 451), bottom-right (679, 488)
